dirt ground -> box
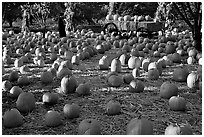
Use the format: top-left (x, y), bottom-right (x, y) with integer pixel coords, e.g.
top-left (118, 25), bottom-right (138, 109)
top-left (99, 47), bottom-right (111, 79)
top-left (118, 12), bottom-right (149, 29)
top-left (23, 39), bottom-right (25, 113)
top-left (2, 41), bottom-right (202, 135)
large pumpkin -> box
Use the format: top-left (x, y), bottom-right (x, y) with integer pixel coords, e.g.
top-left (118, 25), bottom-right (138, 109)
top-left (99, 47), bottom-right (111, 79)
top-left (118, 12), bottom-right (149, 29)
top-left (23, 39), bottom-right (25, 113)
top-left (16, 92), bottom-right (36, 114)
top-left (3, 108), bottom-right (24, 128)
top-left (41, 71), bottom-right (53, 84)
top-left (99, 55), bottom-right (110, 70)
top-left (169, 96), bottom-right (186, 111)
top-left (60, 75), bottom-right (78, 94)
top-left (187, 72), bottom-right (200, 89)
top-left (63, 103), bottom-right (80, 119)
top-left (173, 67), bottom-right (189, 82)
top-left (108, 74), bottom-right (123, 87)
top-left (45, 110), bottom-right (62, 127)
top-left (78, 119), bottom-right (101, 135)
top-left (148, 68), bottom-right (159, 80)
top-left (160, 82), bottom-right (178, 99)
top-left (127, 118), bottom-right (153, 135)
top-left (128, 56), bottom-right (141, 69)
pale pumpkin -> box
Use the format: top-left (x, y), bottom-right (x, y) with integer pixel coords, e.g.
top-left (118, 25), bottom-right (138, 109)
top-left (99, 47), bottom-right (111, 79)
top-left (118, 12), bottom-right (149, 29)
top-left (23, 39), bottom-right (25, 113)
top-left (42, 92), bottom-right (59, 105)
top-left (187, 72), bottom-right (199, 89)
top-left (129, 80), bottom-right (144, 93)
top-left (111, 58), bottom-right (122, 73)
top-left (78, 119), bottom-right (101, 135)
top-left (61, 75), bottom-right (78, 94)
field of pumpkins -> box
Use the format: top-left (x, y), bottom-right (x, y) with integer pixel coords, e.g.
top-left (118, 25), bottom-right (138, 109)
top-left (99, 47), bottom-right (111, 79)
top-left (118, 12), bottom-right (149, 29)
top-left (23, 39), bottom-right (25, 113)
top-left (2, 28), bottom-right (202, 135)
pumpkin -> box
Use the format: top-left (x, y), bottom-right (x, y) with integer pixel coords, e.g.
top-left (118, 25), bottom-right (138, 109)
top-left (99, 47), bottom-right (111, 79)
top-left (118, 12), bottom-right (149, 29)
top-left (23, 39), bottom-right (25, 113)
top-left (169, 96), bottom-right (186, 111)
top-left (61, 75), bottom-right (78, 94)
top-left (78, 119), bottom-right (101, 135)
top-left (187, 56), bottom-right (195, 64)
top-left (71, 55), bottom-right (80, 65)
top-left (45, 110), bottom-right (62, 127)
top-left (41, 71), bottom-right (53, 84)
top-left (166, 43), bottom-right (176, 54)
top-left (187, 72), bottom-right (199, 89)
top-left (3, 108), bottom-right (24, 128)
top-left (37, 58), bottom-right (45, 67)
top-left (198, 57), bottom-right (202, 65)
top-left (160, 82), bottom-right (178, 99)
top-left (107, 74), bottom-right (123, 87)
top-left (63, 103), bottom-right (80, 119)
top-left (113, 40), bottom-right (120, 48)
top-left (119, 53), bottom-right (130, 66)
top-left (17, 76), bottom-right (30, 86)
top-left (130, 48), bottom-right (140, 57)
top-left (106, 14), bottom-right (113, 21)
top-left (96, 44), bottom-right (105, 54)
top-left (16, 92), bottom-right (36, 114)
top-left (106, 100), bottom-right (121, 115)
top-left (165, 124), bottom-right (193, 135)
top-left (188, 48), bottom-right (197, 57)
top-left (59, 60), bottom-right (73, 70)
top-left (172, 67), bottom-right (189, 82)
top-left (42, 92), bottom-right (59, 105)
top-left (148, 68), bottom-right (159, 80)
top-left (9, 70), bottom-right (19, 82)
top-left (132, 68), bottom-right (140, 78)
top-left (123, 74), bottom-right (134, 84)
top-left (127, 118), bottom-right (153, 135)
top-left (142, 58), bottom-right (150, 72)
top-left (128, 56), bottom-right (141, 69)
top-left (111, 58), bottom-right (121, 73)
top-left (171, 53), bottom-right (181, 63)
top-left (2, 80), bottom-right (12, 91)
top-left (9, 86), bottom-right (22, 99)
top-left (57, 67), bottom-right (72, 80)
top-left (19, 65), bottom-right (30, 74)
top-left (48, 67), bottom-right (57, 77)
top-left (129, 80), bottom-right (144, 93)
top-left (98, 55), bottom-right (110, 70)
top-left (76, 82), bottom-right (90, 96)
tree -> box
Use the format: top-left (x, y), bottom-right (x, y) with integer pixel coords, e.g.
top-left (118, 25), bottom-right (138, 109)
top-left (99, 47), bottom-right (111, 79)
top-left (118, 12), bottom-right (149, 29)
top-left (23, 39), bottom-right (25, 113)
top-left (2, 2), bottom-right (25, 27)
top-left (155, 2), bottom-right (202, 51)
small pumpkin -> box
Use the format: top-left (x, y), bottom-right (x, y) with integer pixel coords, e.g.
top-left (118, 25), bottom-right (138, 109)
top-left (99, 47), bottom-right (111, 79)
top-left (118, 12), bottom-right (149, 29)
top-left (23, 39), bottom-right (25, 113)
top-left (107, 74), bottom-right (123, 87)
top-left (169, 96), bottom-right (186, 111)
top-left (98, 55), bottom-right (109, 70)
top-left (160, 82), bottom-right (178, 99)
top-left (42, 92), bottom-right (59, 105)
top-left (187, 72), bottom-right (199, 89)
top-left (2, 80), bottom-right (12, 91)
top-left (148, 68), bottom-right (159, 80)
top-left (71, 55), bottom-right (80, 65)
top-left (17, 76), bottom-right (30, 86)
top-left (165, 123), bottom-right (193, 135)
top-left (61, 75), bottom-right (78, 94)
top-left (57, 67), bottom-right (72, 80)
top-left (45, 110), bottom-right (62, 127)
top-left (19, 65), bottom-right (30, 74)
top-left (9, 86), bottom-right (23, 99)
top-left (14, 58), bottom-right (24, 68)
top-left (41, 71), bottom-right (53, 84)
top-left (9, 70), bottom-right (19, 82)
top-left (76, 82), bottom-right (90, 96)
top-left (123, 74), bottom-right (134, 84)
top-left (127, 118), bottom-right (153, 135)
top-left (3, 108), bottom-right (24, 128)
top-left (129, 80), bottom-right (144, 93)
top-left (78, 119), bottom-right (101, 135)
top-left (111, 58), bottom-right (122, 73)
top-left (16, 92), bottom-right (36, 114)
top-left (106, 100), bottom-right (121, 115)
top-left (63, 103), bottom-right (80, 119)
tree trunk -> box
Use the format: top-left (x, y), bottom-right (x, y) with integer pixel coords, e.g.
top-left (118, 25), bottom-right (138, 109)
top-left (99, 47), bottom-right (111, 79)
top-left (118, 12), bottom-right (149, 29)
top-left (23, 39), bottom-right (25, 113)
top-left (193, 30), bottom-right (202, 52)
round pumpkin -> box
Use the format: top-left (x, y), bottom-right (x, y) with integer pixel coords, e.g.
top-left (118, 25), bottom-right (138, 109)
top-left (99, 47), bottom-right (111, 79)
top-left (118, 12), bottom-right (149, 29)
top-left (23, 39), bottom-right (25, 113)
top-left (108, 74), bottom-right (123, 87)
top-left (19, 65), bottom-right (30, 74)
top-left (148, 68), bottom-right (159, 80)
top-left (57, 67), bottom-right (72, 80)
top-left (123, 74), bottom-right (134, 84)
top-left (99, 56), bottom-right (109, 70)
top-left (63, 103), bottom-right (80, 119)
top-left (76, 82), bottom-right (90, 96)
top-left (41, 71), bottom-right (53, 84)
top-left (187, 72), bottom-right (199, 89)
top-left (61, 75), bottom-right (78, 94)
top-left (14, 58), bottom-right (24, 68)
top-left (129, 80), bottom-right (144, 93)
top-left (78, 119), bottom-right (101, 135)
top-left (169, 96), bottom-right (186, 111)
top-left (187, 56), bottom-right (195, 65)
top-left (9, 70), bottom-right (19, 82)
top-left (111, 58), bottom-right (121, 73)
top-left (165, 124), bottom-right (193, 135)
top-left (127, 118), bottom-right (153, 135)
top-left (45, 110), bottom-right (62, 127)
top-left (71, 55), bottom-right (80, 65)
top-left (160, 82), bottom-right (178, 99)
top-left (128, 56), bottom-right (141, 69)
top-left (9, 86), bottom-right (22, 99)
top-left (2, 80), bottom-right (12, 91)
top-left (3, 108), bottom-right (24, 128)
top-left (16, 92), bottom-right (36, 113)
top-left (171, 53), bottom-right (181, 63)
top-left (119, 53), bottom-right (130, 66)
top-left (42, 92), bottom-right (59, 105)
top-left (106, 100), bottom-right (121, 115)
top-left (17, 76), bottom-right (30, 86)
top-left (173, 67), bottom-right (189, 82)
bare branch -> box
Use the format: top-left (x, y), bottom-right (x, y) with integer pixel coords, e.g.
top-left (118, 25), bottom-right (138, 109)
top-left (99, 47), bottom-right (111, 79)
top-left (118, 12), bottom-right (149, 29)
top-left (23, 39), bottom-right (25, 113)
top-left (172, 2), bottom-right (193, 29)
